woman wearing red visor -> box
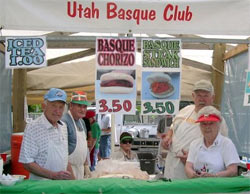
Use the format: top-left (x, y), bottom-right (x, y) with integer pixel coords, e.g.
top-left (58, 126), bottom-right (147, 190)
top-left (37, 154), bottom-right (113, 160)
top-left (185, 106), bottom-right (240, 178)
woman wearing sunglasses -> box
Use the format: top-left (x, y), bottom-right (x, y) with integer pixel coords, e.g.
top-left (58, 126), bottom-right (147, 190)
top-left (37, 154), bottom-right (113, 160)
top-left (112, 132), bottom-right (138, 162)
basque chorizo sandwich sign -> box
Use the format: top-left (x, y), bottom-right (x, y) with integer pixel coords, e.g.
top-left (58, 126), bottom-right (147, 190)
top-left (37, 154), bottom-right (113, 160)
top-left (95, 37), bottom-right (136, 114)
top-left (5, 37), bottom-right (47, 69)
top-left (141, 38), bottom-right (182, 115)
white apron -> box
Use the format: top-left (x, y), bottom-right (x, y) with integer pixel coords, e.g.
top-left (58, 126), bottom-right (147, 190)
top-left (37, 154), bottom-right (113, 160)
top-left (194, 146), bottom-right (224, 174)
top-left (164, 108), bottom-right (202, 179)
top-left (30, 127), bottom-right (68, 180)
top-left (68, 111), bottom-right (87, 180)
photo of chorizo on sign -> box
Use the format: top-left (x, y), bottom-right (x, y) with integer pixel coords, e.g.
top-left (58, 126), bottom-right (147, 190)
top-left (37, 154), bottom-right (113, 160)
top-left (95, 69), bottom-right (136, 115)
top-left (96, 69), bottom-right (136, 98)
top-left (142, 38), bottom-right (181, 71)
top-left (5, 36), bottom-right (47, 69)
top-left (96, 37), bottom-right (136, 69)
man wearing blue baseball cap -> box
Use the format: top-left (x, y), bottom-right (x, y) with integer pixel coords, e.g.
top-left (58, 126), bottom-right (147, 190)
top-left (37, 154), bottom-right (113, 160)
top-left (62, 91), bottom-right (91, 179)
top-left (19, 88), bottom-right (75, 180)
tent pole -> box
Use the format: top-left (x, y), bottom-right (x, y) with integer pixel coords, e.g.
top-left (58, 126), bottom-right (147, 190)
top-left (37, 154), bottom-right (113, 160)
top-left (13, 69), bottom-right (27, 132)
top-left (211, 43), bottom-right (226, 110)
top-left (111, 114), bottom-right (115, 158)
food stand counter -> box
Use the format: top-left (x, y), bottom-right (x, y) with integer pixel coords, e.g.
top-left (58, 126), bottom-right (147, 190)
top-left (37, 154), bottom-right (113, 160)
top-left (0, 176), bottom-right (249, 194)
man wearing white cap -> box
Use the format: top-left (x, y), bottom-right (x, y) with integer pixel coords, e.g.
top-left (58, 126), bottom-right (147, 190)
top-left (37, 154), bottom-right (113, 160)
top-left (62, 91), bottom-right (91, 179)
top-left (19, 88), bottom-right (74, 180)
top-left (162, 80), bottom-right (228, 179)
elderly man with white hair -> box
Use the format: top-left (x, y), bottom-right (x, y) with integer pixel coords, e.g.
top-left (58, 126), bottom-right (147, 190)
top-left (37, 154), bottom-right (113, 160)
top-left (162, 80), bottom-right (228, 179)
top-left (185, 106), bottom-right (240, 178)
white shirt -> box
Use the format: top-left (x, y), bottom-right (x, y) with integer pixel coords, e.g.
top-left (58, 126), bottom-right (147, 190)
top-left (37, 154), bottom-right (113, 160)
top-left (112, 148), bottom-right (138, 162)
top-left (100, 114), bottom-right (111, 136)
top-left (187, 133), bottom-right (240, 174)
top-left (19, 114), bottom-right (68, 167)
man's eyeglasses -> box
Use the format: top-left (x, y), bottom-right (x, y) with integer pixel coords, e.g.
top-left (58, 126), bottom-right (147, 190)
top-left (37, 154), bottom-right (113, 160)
top-left (121, 140), bottom-right (132, 144)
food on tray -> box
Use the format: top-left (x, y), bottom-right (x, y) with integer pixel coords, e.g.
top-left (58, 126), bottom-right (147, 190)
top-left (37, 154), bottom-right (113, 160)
top-left (147, 72), bottom-right (175, 98)
top-left (91, 159), bottom-right (149, 180)
top-left (100, 71), bottom-right (134, 94)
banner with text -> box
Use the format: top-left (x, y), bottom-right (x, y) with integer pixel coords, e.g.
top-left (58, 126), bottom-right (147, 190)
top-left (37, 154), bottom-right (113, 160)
top-left (0, 0), bottom-right (249, 35)
top-left (5, 36), bottom-right (47, 69)
top-left (95, 37), bottom-right (136, 114)
top-left (141, 38), bottom-right (181, 115)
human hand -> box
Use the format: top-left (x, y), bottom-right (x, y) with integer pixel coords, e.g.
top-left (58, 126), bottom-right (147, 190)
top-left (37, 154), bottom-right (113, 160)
top-left (192, 171), bottom-right (202, 178)
top-left (51, 171), bottom-right (73, 180)
top-left (176, 149), bottom-right (188, 164)
top-left (199, 172), bottom-right (215, 177)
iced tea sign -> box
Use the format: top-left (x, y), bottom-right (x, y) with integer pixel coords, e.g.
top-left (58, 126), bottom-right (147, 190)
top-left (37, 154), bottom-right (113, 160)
top-left (5, 36), bottom-right (47, 69)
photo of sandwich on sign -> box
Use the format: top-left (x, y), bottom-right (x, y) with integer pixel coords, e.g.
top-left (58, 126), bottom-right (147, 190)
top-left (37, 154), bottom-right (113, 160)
top-left (99, 70), bottom-right (134, 94)
top-left (147, 72), bottom-right (175, 99)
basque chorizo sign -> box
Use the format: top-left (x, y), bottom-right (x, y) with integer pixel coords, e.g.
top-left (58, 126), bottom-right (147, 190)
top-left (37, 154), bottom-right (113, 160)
top-left (5, 37), bottom-right (47, 69)
top-left (95, 37), bottom-right (136, 114)
top-left (96, 38), bottom-right (136, 68)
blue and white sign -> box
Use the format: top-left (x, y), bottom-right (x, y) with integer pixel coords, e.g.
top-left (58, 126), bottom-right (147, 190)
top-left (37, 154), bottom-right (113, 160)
top-left (5, 36), bottom-right (47, 69)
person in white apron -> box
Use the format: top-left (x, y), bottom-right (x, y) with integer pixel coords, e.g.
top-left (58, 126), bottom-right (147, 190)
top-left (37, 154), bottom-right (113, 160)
top-left (162, 80), bottom-right (228, 179)
top-left (19, 88), bottom-right (74, 180)
top-left (185, 106), bottom-right (239, 178)
top-left (62, 91), bottom-right (91, 179)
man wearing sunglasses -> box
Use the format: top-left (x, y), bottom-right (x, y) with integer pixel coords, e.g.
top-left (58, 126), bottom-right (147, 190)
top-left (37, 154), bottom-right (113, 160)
top-left (112, 132), bottom-right (138, 161)
top-left (62, 91), bottom-right (91, 179)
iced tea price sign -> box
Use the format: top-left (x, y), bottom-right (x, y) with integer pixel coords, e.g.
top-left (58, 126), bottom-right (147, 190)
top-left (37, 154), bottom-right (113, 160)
top-left (141, 100), bottom-right (179, 115)
top-left (96, 99), bottom-right (136, 114)
top-left (5, 36), bottom-right (47, 69)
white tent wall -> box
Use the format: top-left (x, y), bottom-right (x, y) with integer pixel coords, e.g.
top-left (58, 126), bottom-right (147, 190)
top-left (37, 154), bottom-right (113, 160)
top-left (221, 50), bottom-right (250, 158)
top-left (0, 48), bottom-right (12, 152)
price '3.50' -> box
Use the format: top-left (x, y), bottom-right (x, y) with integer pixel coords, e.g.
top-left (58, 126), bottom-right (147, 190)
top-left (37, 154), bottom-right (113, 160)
top-left (99, 99), bottom-right (132, 113)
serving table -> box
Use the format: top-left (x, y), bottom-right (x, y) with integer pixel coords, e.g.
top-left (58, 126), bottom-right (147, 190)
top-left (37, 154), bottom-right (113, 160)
top-left (0, 176), bottom-right (249, 194)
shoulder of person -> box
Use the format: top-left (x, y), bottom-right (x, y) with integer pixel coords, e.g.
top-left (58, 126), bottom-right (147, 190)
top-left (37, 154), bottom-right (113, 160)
top-left (179, 104), bottom-right (195, 113)
top-left (61, 112), bottom-right (70, 123)
top-left (60, 120), bottom-right (67, 127)
top-left (190, 137), bottom-right (203, 148)
top-left (93, 122), bottom-right (100, 128)
top-left (172, 104), bottom-right (195, 124)
top-left (220, 135), bottom-right (234, 146)
top-left (25, 114), bottom-right (46, 131)
top-left (112, 149), bottom-right (124, 159)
